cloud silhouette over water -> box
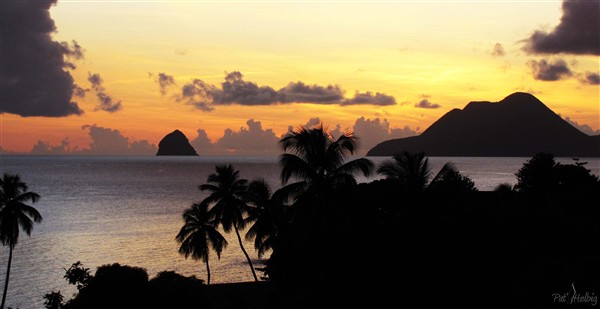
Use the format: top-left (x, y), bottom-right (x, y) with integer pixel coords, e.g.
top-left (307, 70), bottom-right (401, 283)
top-left (523, 0), bottom-right (600, 55)
top-left (176, 71), bottom-right (396, 111)
top-left (0, 0), bottom-right (84, 117)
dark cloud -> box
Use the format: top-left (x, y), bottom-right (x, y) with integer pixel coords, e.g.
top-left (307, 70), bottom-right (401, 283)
top-left (73, 84), bottom-right (88, 98)
top-left (342, 91), bottom-right (397, 106)
top-left (87, 73), bottom-right (123, 113)
top-left (492, 43), bottom-right (505, 57)
top-left (579, 72), bottom-right (600, 85)
top-left (414, 96), bottom-right (441, 109)
top-left (0, 0), bottom-right (84, 117)
top-left (527, 59), bottom-right (572, 81)
top-left (153, 72), bottom-right (176, 96)
top-left (176, 71), bottom-right (397, 111)
top-left (524, 0), bottom-right (599, 55)
top-left (563, 116), bottom-right (600, 136)
top-left (279, 82), bottom-right (343, 104)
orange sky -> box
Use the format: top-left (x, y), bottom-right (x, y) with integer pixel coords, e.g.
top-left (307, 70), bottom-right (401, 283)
top-left (1, 0), bottom-right (598, 155)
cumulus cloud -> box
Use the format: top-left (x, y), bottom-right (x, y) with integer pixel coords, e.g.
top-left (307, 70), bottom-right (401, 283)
top-left (352, 117), bottom-right (419, 154)
top-left (579, 72), bottom-right (600, 85)
top-left (190, 119), bottom-right (280, 156)
top-left (523, 0), bottom-right (599, 55)
top-left (563, 116), bottom-right (600, 136)
top-left (189, 129), bottom-right (213, 151)
top-left (30, 139), bottom-right (73, 155)
top-left (342, 91), bottom-right (396, 106)
top-left (0, 0), bottom-right (84, 117)
top-left (414, 95), bottom-right (441, 109)
top-left (150, 72), bottom-right (176, 96)
top-left (527, 59), bottom-right (573, 81)
top-left (279, 82), bottom-right (344, 104)
top-left (176, 71), bottom-right (397, 111)
top-left (29, 125), bottom-right (157, 155)
top-left (87, 73), bottom-right (123, 112)
top-left (492, 43), bottom-right (505, 57)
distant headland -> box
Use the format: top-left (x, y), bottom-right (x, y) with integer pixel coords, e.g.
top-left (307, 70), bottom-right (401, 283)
top-left (367, 92), bottom-right (600, 157)
top-left (156, 130), bottom-right (198, 156)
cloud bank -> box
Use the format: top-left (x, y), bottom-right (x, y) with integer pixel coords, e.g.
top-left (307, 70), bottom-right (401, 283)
top-left (29, 125), bottom-right (156, 155)
top-left (176, 71), bottom-right (397, 111)
top-left (523, 0), bottom-right (600, 55)
top-left (0, 0), bottom-right (84, 117)
top-left (190, 117), bottom-right (418, 156)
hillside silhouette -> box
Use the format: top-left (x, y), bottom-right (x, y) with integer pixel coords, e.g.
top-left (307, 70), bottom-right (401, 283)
top-left (367, 92), bottom-right (600, 157)
top-left (156, 130), bottom-right (198, 156)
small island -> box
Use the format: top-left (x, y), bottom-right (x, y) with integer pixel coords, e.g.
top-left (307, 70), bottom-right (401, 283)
top-left (156, 130), bottom-right (198, 156)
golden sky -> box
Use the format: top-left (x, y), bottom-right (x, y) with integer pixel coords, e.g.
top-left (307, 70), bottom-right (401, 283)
top-left (1, 0), bottom-right (598, 155)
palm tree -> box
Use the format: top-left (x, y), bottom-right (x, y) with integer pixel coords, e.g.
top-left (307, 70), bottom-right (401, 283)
top-left (279, 124), bottom-right (374, 195)
top-left (377, 151), bottom-right (431, 192)
top-left (176, 201), bottom-right (227, 285)
top-left (0, 173), bottom-right (42, 309)
top-left (377, 152), bottom-right (477, 193)
top-left (200, 165), bottom-right (258, 281)
top-left (244, 179), bottom-right (285, 258)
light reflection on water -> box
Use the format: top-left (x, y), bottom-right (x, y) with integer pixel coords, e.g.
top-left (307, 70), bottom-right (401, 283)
top-left (0, 155), bottom-right (597, 308)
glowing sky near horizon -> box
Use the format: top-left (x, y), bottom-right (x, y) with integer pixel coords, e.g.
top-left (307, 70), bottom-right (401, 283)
top-left (1, 0), bottom-right (598, 155)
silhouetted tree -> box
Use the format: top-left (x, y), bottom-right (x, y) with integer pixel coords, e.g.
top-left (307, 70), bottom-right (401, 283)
top-left (64, 261), bottom-right (91, 290)
top-left (377, 151), bottom-right (431, 192)
top-left (279, 124), bottom-right (373, 200)
top-left (377, 152), bottom-right (476, 194)
top-left (428, 162), bottom-right (477, 194)
top-left (201, 165), bottom-right (258, 281)
top-left (515, 153), bottom-right (559, 193)
top-left (63, 263), bottom-right (150, 309)
top-left (0, 173), bottom-right (42, 309)
top-left (43, 291), bottom-right (63, 309)
top-left (244, 179), bottom-right (285, 258)
top-left (176, 202), bottom-right (227, 285)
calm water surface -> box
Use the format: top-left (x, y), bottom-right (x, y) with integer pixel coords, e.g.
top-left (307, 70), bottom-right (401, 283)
top-left (0, 155), bottom-right (598, 308)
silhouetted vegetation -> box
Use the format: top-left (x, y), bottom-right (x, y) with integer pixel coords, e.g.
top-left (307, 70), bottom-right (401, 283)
top-left (60, 263), bottom-right (206, 309)
top-left (34, 125), bottom-right (598, 308)
top-left (176, 201), bottom-right (228, 285)
top-left (0, 173), bottom-right (42, 309)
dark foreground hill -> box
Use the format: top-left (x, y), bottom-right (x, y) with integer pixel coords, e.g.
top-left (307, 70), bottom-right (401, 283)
top-left (156, 130), bottom-right (198, 156)
top-left (367, 92), bottom-right (599, 157)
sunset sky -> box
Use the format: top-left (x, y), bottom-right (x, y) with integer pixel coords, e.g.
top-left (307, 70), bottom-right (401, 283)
top-left (1, 0), bottom-right (598, 156)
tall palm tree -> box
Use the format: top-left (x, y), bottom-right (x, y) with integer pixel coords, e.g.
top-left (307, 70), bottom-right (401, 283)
top-left (279, 124), bottom-right (374, 195)
top-left (200, 165), bottom-right (258, 281)
top-left (244, 179), bottom-right (284, 258)
top-left (176, 201), bottom-right (227, 285)
top-left (0, 173), bottom-right (42, 309)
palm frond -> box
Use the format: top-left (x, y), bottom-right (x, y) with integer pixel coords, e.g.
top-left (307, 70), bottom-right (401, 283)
top-left (279, 153), bottom-right (316, 185)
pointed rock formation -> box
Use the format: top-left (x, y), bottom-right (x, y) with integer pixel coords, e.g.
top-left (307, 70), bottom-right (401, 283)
top-left (367, 92), bottom-right (599, 157)
top-left (156, 130), bottom-right (198, 156)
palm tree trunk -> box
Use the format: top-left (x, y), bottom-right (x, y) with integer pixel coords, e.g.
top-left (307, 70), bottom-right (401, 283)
top-left (234, 225), bottom-right (258, 281)
top-left (1, 246), bottom-right (13, 309)
top-left (205, 257), bottom-right (211, 285)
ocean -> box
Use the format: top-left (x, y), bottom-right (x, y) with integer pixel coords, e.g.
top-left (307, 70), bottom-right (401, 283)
top-left (0, 155), bottom-right (598, 308)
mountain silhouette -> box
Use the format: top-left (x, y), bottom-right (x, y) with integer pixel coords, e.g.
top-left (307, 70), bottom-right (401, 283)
top-left (367, 92), bottom-right (600, 157)
top-left (156, 130), bottom-right (198, 156)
